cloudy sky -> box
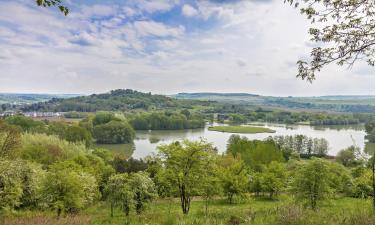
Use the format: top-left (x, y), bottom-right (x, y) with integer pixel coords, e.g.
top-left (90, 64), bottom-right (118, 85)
top-left (1, 0), bottom-right (375, 96)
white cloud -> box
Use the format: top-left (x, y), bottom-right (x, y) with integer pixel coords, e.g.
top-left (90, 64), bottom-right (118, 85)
top-left (133, 21), bottom-right (184, 37)
top-left (182, 4), bottom-right (198, 17)
top-left (1, 0), bottom-right (375, 96)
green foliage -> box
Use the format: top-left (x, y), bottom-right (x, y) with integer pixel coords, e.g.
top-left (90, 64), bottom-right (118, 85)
top-left (260, 161), bottom-right (288, 198)
top-left (157, 140), bottom-right (217, 214)
top-left (269, 135), bottom-right (329, 158)
top-left (63, 125), bottom-right (92, 147)
top-left (41, 161), bottom-right (99, 216)
top-left (92, 112), bottom-right (117, 126)
top-left (20, 133), bottom-right (86, 166)
top-left (218, 156), bottom-right (249, 203)
top-left (0, 121), bottom-right (21, 159)
top-left (128, 172), bottom-right (157, 214)
top-left (36, 0), bottom-right (69, 16)
top-left (5, 115), bottom-right (45, 133)
top-left (336, 146), bottom-right (363, 167)
top-left (0, 159), bottom-right (45, 211)
top-left (291, 158), bottom-right (334, 209)
top-left (208, 125), bottom-right (275, 134)
top-left (105, 173), bottom-right (134, 216)
top-left (112, 157), bottom-right (148, 174)
top-left (129, 111), bottom-right (205, 130)
top-left (93, 120), bottom-right (135, 144)
top-left (227, 136), bottom-right (284, 171)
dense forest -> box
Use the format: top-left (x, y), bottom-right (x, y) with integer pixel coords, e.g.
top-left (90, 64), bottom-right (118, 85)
top-left (17, 89), bottom-right (213, 112)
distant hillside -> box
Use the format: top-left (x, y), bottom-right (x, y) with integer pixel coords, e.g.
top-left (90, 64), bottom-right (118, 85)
top-left (0, 93), bottom-right (79, 105)
top-left (20, 89), bottom-right (212, 112)
top-left (174, 93), bottom-right (375, 113)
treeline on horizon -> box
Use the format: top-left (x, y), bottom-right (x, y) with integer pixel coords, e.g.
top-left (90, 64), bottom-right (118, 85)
top-left (0, 89), bottom-right (373, 126)
top-left (1, 114), bottom-right (375, 224)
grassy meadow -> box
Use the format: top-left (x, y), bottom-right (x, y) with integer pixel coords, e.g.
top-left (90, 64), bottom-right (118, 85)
top-left (208, 126), bottom-right (276, 134)
top-left (2, 197), bottom-right (374, 225)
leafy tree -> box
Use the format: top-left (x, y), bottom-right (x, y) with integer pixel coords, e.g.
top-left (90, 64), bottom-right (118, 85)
top-left (92, 112), bottom-right (117, 126)
top-left (63, 125), bottom-right (92, 147)
top-left (5, 115), bottom-right (45, 133)
top-left (260, 161), bottom-right (288, 199)
top-left (286, 0), bottom-right (375, 81)
top-left (0, 160), bottom-right (25, 210)
top-left (219, 155), bottom-right (249, 204)
top-left (336, 146), bottom-right (362, 167)
top-left (128, 172), bottom-right (157, 214)
top-left (20, 133), bottom-right (86, 166)
top-left (105, 173), bottom-right (134, 217)
top-left (0, 159), bottom-right (45, 211)
top-left (93, 120), bottom-right (135, 144)
top-left (112, 157), bottom-right (148, 174)
top-left (291, 158), bottom-right (333, 209)
top-left (157, 140), bottom-right (216, 214)
top-left (0, 121), bottom-right (21, 159)
top-left (41, 162), bottom-right (99, 216)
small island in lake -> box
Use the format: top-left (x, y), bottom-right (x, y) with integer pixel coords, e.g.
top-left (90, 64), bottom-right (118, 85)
top-left (208, 125), bottom-right (276, 134)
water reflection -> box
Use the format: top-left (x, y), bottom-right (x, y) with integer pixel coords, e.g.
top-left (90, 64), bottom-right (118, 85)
top-left (97, 123), bottom-right (366, 159)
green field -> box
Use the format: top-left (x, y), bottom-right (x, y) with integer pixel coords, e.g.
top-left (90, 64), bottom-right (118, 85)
top-left (208, 125), bottom-right (276, 134)
top-left (2, 197), bottom-right (373, 225)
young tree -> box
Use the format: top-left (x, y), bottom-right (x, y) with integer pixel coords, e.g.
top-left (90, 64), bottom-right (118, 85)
top-left (291, 158), bottom-right (333, 209)
top-left (105, 173), bottom-right (134, 217)
top-left (260, 161), bottom-right (288, 199)
top-left (157, 140), bottom-right (216, 214)
top-left (41, 162), bottom-right (99, 216)
top-left (219, 155), bottom-right (250, 204)
top-left (336, 146), bottom-right (362, 167)
top-left (128, 172), bottom-right (157, 214)
top-left (286, 0), bottom-right (375, 81)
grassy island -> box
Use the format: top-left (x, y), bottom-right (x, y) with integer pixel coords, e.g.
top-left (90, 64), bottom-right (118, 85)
top-left (208, 125), bottom-right (276, 134)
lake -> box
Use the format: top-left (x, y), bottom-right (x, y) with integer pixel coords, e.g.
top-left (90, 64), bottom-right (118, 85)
top-left (96, 123), bottom-right (367, 159)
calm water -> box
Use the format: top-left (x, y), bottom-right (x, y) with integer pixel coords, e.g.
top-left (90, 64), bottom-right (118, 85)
top-left (97, 123), bottom-right (366, 159)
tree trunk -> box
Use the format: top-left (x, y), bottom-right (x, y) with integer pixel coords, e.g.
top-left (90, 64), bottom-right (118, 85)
top-left (180, 184), bottom-right (190, 214)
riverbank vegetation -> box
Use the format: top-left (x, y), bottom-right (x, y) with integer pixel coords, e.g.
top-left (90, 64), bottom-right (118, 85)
top-left (1, 115), bottom-right (375, 225)
top-left (208, 125), bottom-right (275, 134)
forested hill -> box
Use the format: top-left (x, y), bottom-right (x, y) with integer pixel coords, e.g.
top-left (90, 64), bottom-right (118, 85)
top-left (20, 89), bottom-right (210, 112)
top-left (173, 93), bottom-right (375, 113)
top-left (0, 93), bottom-right (78, 105)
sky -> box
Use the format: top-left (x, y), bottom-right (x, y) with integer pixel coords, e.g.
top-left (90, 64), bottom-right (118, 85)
top-left (1, 0), bottom-right (375, 96)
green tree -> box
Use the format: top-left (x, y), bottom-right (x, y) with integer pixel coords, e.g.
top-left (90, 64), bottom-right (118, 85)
top-left (219, 155), bottom-right (249, 204)
top-left (41, 162), bottom-right (99, 216)
top-left (63, 125), bottom-right (92, 147)
top-left (105, 173), bottom-right (134, 217)
top-left (0, 121), bottom-right (21, 159)
top-left (291, 158), bottom-right (333, 209)
top-left (128, 172), bottom-right (157, 214)
top-left (260, 161), bottom-right (287, 199)
top-left (93, 112), bottom-right (117, 126)
top-left (157, 140), bottom-right (216, 214)
top-left (93, 120), bottom-right (135, 144)
top-left (336, 146), bottom-right (362, 167)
